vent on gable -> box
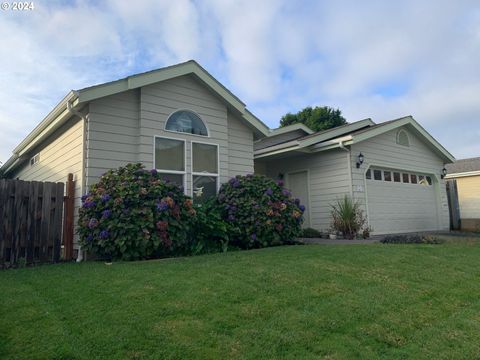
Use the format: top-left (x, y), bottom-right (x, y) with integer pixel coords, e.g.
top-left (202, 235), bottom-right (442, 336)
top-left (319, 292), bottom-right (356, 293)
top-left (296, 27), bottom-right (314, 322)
top-left (396, 130), bottom-right (410, 147)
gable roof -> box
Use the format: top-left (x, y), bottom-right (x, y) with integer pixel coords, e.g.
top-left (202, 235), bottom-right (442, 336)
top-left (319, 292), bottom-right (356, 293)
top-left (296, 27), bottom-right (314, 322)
top-left (2, 60), bottom-right (270, 174)
top-left (255, 116), bottom-right (455, 163)
top-left (445, 157), bottom-right (480, 178)
top-left (268, 123), bottom-right (314, 136)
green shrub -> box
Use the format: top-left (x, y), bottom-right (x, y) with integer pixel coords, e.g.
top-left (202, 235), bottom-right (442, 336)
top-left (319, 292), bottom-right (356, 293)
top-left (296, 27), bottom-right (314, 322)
top-left (380, 234), bottom-right (443, 244)
top-left (330, 195), bottom-right (367, 239)
top-left (78, 163), bottom-right (196, 260)
top-left (190, 199), bottom-right (232, 254)
top-left (300, 227), bottom-right (322, 238)
top-left (217, 175), bottom-right (305, 249)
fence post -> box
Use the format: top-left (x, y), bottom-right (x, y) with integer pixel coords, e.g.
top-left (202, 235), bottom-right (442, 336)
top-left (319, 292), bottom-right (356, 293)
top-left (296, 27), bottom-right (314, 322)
top-left (63, 174), bottom-right (75, 261)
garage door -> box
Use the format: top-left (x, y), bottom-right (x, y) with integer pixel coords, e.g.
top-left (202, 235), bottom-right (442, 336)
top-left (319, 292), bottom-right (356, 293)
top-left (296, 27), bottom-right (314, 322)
top-left (366, 168), bottom-right (438, 234)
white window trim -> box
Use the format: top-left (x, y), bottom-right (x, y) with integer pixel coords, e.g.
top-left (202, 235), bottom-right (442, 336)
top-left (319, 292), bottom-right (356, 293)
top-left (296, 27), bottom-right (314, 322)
top-left (191, 140), bottom-right (220, 197)
top-left (164, 109), bottom-right (210, 138)
top-left (153, 135), bottom-right (187, 192)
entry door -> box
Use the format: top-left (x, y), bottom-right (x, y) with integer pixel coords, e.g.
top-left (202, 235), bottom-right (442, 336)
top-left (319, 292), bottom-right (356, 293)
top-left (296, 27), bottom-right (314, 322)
top-left (287, 171), bottom-right (310, 228)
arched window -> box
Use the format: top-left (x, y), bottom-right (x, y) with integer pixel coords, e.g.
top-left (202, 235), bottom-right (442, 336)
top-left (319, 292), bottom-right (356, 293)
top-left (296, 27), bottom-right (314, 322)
top-left (165, 110), bottom-right (208, 136)
top-left (396, 129), bottom-right (410, 146)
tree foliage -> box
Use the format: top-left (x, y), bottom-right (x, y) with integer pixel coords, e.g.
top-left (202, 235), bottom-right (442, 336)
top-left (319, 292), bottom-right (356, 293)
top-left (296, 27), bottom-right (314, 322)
top-left (280, 106), bottom-right (347, 132)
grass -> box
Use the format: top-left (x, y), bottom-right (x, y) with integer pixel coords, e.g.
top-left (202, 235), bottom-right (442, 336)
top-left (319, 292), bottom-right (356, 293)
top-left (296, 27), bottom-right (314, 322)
top-left (2, 238), bottom-right (480, 359)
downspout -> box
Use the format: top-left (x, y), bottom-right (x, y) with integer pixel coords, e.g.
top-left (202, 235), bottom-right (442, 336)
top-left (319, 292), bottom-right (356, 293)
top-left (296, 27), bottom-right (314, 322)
top-left (66, 99), bottom-right (87, 263)
top-left (338, 141), bottom-right (354, 198)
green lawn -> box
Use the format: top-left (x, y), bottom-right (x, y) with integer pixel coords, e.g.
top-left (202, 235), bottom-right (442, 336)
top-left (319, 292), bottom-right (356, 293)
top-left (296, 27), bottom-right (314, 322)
top-left (2, 238), bottom-right (480, 359)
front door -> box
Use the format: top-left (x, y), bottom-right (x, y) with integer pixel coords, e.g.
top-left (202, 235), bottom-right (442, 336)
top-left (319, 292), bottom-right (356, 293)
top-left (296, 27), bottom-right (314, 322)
top-left (287, 171), bottom-right (310, 228)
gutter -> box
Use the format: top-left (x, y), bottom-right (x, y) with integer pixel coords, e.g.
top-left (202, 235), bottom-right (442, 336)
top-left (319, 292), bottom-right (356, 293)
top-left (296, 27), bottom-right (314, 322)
top-left (66, 97), bottom-right (87, 263)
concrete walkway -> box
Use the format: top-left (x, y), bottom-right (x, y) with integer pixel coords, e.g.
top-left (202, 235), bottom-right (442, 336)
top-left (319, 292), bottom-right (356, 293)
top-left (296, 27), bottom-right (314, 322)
top-left (298, 237), bottom-right (379, 245)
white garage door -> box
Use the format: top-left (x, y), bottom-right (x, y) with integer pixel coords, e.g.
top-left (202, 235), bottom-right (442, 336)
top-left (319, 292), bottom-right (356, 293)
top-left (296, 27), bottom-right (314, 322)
top-left (366, 168), bottom-right (438, 234)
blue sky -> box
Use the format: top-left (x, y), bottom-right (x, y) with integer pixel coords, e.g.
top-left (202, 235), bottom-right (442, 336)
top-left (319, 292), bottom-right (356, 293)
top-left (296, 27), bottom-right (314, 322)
top-left (1, 0), bottom-right (480, 164)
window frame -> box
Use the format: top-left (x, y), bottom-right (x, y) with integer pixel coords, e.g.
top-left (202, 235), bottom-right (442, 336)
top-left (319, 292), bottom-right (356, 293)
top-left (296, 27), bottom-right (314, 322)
top-left (153, 135), bottom-right (187, 191)
top-left (30, 153), bottom-right (40, 167)
top-left (164, 109), bottom-right (210, 138)
top-left (191, 140), bottom-right (220, 198)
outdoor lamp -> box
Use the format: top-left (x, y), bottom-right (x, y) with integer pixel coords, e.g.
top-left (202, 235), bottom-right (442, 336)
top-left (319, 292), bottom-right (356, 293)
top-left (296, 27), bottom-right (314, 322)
top-left (356, 153), bottom-right (364, 168)
top-left (441, 167), bottom-right (447, 179)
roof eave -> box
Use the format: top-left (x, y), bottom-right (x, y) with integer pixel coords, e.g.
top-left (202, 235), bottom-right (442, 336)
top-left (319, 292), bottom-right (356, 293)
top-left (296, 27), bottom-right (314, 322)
top-left (350, 116), bottom-right (455, 163)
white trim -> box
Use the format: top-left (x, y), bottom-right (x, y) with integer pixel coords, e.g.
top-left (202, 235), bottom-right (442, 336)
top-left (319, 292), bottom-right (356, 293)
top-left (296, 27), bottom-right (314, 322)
top-left (153, 135), bottom-right (187, 192)
top-left (445, 170), bottom-right (480, 179)
top-left (191, 140), bottom-right (220, 198)
top-left (164, 108), bottom-right (210, 138)
top-left (268, 123), bottom-right (314, 136)
top-left (285, 169), bottom-right (312, 228)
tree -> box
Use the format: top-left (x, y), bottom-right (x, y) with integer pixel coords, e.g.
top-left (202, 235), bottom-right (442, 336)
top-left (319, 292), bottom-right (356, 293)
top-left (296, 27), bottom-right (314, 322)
top-left (280, 106), bottom-right (347, 132)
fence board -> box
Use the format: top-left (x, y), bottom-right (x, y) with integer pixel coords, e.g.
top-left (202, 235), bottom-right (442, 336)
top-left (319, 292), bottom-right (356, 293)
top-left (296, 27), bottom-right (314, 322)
top-left (0, 177), bottom-right (71, 268)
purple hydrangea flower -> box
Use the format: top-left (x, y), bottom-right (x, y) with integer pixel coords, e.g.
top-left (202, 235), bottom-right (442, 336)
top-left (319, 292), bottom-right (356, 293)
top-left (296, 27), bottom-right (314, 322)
top-left (299, 205), bottom-right (306, 212)
top-left (88, 218), bottom-right (99, 229)
top-left (264, 188), bottom-right (273, 196)
top-left (228, 214), bottom-right (235, 221)
top-left (101, 194), bottom-right (111, 203)
top-left (86, 234), bottom-right (94, 242)
top-left (150, 169), bottom-right (158, 176)
top-left (251, 233), bottom-right (257, 241)
top-left (102, 209), bottom-right (112, 219)
top-left (282, 189), bottom-right (291, 196)
top-left (81, 193), bottom-right (91, 202)
top-left (82, 201), bottom-right (96, 209)
top-left (99, 230), bottom-right (109, 239)
top-left (246, 174), bottom-right (254, 178)
top-left (276, 180), bottom-right (284, 187)
top-left (232, 180), bottom-right (240, 188)
top-left (156, 200), bottom-right (169, 211)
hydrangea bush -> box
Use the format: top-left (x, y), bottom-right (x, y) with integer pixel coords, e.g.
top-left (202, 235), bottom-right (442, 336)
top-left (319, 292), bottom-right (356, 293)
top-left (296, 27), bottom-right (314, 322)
top-left (217, 174), bottom-right (305, 248)
top-left (78, 163), bottom-right (196, 260)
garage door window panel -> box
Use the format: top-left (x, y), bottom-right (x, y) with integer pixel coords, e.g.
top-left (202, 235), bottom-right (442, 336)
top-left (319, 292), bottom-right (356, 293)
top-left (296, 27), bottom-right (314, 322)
top-left (373, 170), bottom-right (382, 181)
top-left (402, 173), bottom-right (410, 183)
top-left (384, 171), bottom-right (392, 182)
top-left (411, 174), bottom-right (418, 184)
top-left (393, 172), bottom-right (401, 182)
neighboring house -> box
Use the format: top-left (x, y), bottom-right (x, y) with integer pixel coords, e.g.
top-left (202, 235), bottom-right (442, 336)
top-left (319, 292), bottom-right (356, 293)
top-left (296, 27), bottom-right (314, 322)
top-left (1, 60), bottom-right (455, 257)
top-left (445, 157), bottom-right (480, 231)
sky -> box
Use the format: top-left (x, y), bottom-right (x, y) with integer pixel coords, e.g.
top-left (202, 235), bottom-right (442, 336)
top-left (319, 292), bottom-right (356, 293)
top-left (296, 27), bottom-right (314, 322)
top-left (1, 0), bottom-right (480, 164)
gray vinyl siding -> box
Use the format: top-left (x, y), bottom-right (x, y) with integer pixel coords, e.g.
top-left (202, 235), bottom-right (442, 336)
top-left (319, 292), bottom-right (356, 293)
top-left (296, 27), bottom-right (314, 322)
top-left (10, 116), bottom-right (85, 244)
top-left (262, 149), bottom-right (350, 231)
top-left (87, 90), bottom-right (140, 186)
top-left (228, 112), bottom-right (254, 177)
top-left (85, 74), bottom-right (255, 196)
top-left (254, 129), bottom-right (306, 151)
top-left (350, 126), bottom-right (450, 231)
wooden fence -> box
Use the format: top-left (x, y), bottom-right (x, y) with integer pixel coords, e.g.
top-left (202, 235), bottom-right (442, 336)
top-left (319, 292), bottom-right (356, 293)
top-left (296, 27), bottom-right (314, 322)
top-left (0, 175), bottom-right (75, 268)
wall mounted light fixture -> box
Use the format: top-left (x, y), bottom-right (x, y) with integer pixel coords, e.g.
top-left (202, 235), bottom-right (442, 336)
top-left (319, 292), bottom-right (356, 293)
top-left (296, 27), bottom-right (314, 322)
top-left (441, 168), bottom-right (447, 179)
top-left (356, 153), bottom-right (364, 168)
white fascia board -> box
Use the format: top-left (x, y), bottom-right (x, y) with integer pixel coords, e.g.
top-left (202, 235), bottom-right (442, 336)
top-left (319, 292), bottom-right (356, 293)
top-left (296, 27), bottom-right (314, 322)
top-left (254, 140), bottom-right (300, 156)
top-left (269, 123), bottom-right (314, 136)
top-left (299, 119), bottom-right (374, 147)
top-left (445, 170), bottom-right (480, 179)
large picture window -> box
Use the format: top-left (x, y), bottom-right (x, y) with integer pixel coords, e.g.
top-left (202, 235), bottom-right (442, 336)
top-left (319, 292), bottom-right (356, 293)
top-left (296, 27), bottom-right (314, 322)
top-left (192, 142), bottom-right (218, 203)
top-left (154, 137), bottom-right (185, 187)
top-left (165, 110), bottom-right (209, 136)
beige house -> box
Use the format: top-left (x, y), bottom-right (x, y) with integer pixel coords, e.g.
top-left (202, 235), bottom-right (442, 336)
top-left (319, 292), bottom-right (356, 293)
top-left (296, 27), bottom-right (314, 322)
top-left (2, 60), bottom-right (455, 256)
top-left (445, 157), bottom-right (480, 231)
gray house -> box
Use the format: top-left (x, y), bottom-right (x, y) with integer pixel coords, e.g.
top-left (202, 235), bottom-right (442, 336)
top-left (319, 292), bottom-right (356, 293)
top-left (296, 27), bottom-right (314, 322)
top-left (2, 60), bottom-right (455, 254)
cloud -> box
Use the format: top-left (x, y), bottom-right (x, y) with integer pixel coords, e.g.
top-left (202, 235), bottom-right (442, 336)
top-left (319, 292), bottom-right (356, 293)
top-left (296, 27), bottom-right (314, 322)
top-left (0, 0), bottom-right (479, 164)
